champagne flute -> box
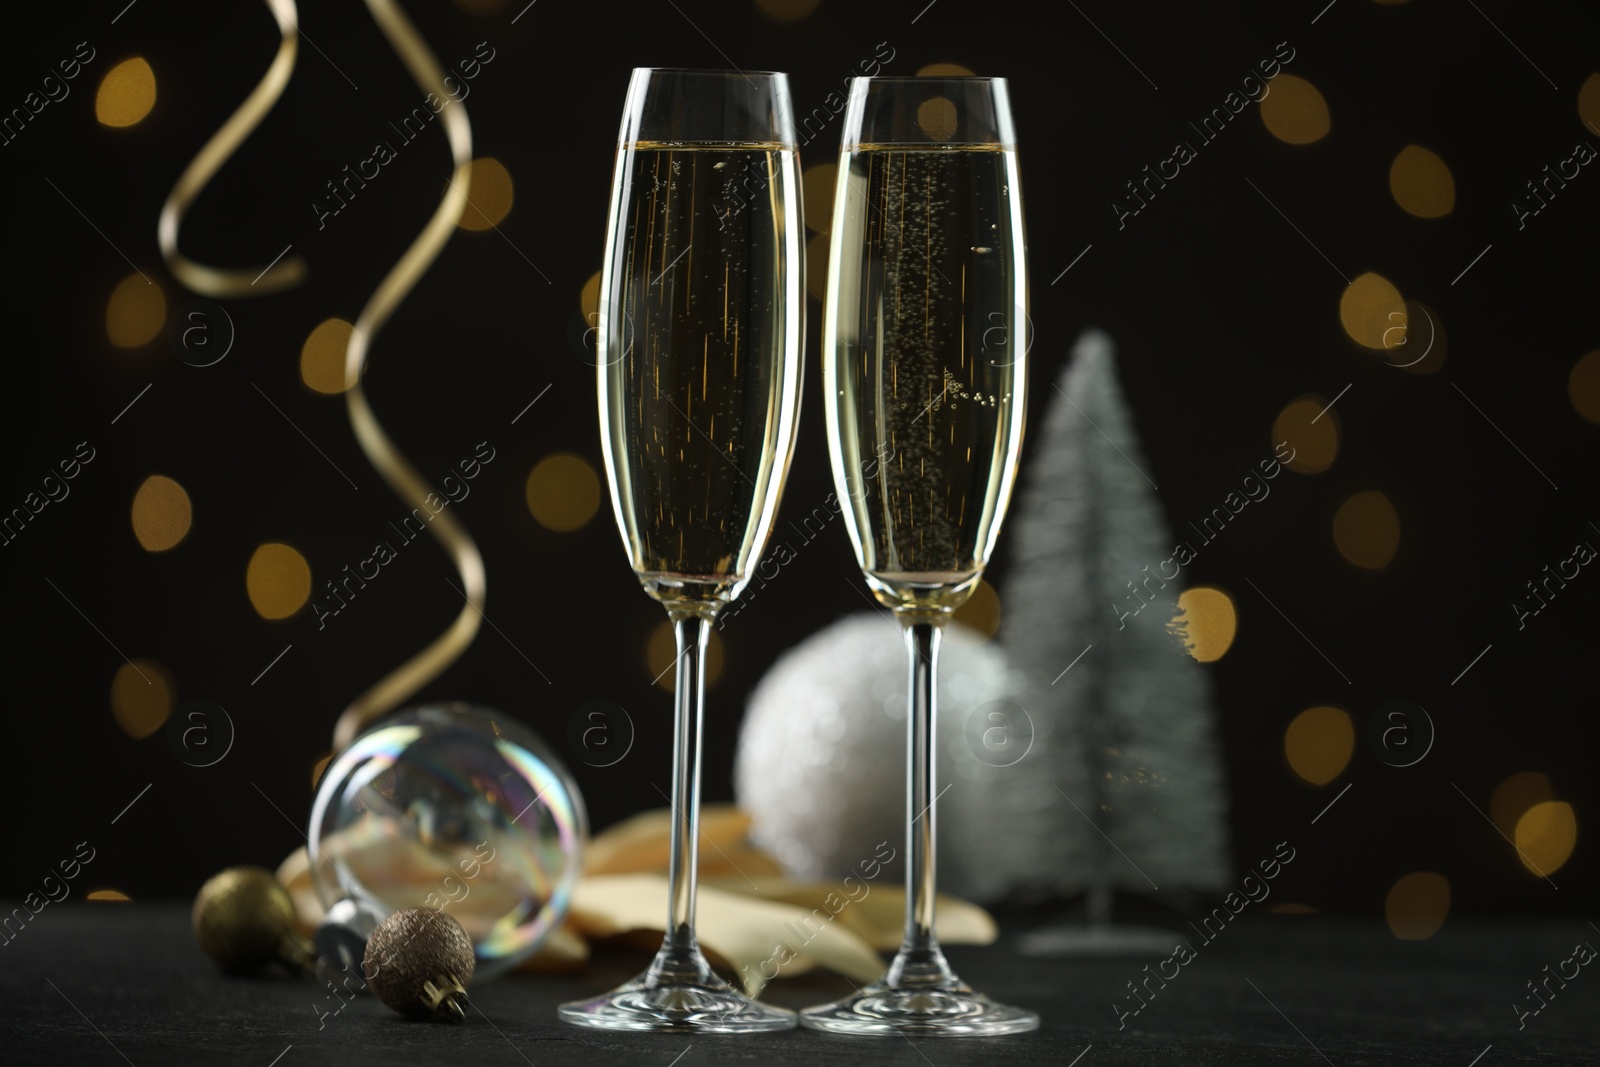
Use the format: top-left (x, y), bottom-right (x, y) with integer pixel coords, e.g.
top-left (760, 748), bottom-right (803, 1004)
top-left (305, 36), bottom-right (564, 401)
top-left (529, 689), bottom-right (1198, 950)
top-left (804, 76), bottom-right (1038, 1036)
top-left (558, 68), bottom-right (803, 1033)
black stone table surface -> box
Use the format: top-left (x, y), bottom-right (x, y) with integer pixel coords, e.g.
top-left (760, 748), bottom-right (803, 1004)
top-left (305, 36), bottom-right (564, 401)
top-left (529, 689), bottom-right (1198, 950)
top-left (2, 905), bottom-right (1596, 1065)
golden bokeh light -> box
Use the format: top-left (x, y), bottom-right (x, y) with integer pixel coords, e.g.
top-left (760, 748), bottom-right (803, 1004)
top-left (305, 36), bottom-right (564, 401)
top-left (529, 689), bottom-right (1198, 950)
top-left (1339, 271), bottom-right (1405, 350)
top-left (917, 63), bottom-right (975, 77)
top-left (1260, 74), bottom-right (1329, 145)
top-left (916, 97), bottom-right (958, 141)
top-left (1579, 73), bottom-right (1600, 133)
top-left (1272, 397), bottom-right (1340, 475)
top-left (755, 0), bottom-right (822, 20)
top-left (1170, 586), bottom-right (1237, 663)
top-left (1284, 705), bottom-right (1354, 786)
top-left (106, 273), bottom-right (166, 349)
top-left (1514, 801), bottom-right (1577, 877)
top-left (647, 618), bottom-right (726, 689)
top-left (1490, 771), bottom-right (1553, 836)
top-left (110, 659), bottom-right (174, 740)
top-left (806, 231), bottom-right (830, 301)
top-left (1333, 490), bottom-right (1400, 569)
top-left (130, 474), bottom-right (192, 552)
top-left (1389, 145), bottom-right (1455, 218)
top-left (312, 753), bottom-right (333, 790)
top-left (581, 270), bottom-right (603, 320)
top-left (1391, 299), bottom-right (1446, 376)
top-left (1385, 872), bottom-right (1450, 940)
top-left (951, 578), bottom-right (1001, 642)
top-left (458, 157), bottom-right (514, 231)
top-left (300, 318), bottom-right (354, 395)
top-left (802, 163), bottom-right (838, 235)
top-left (86, 889), bottom-right (133, 902)
top-left (247, 542), bottom-right (312, 620)
top-left (525, 454), bottom-right (601, 532)
top-left (1569, 350), bottom-right (1600, 424)
top-left (95, 57), bottom-right (156, 127)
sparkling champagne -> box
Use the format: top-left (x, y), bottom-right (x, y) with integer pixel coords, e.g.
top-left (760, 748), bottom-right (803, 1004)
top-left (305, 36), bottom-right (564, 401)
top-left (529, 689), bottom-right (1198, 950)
top-left (598, 142), bottom-right (804, 610)
top-left (825, 144), bottom-right (1028, 612)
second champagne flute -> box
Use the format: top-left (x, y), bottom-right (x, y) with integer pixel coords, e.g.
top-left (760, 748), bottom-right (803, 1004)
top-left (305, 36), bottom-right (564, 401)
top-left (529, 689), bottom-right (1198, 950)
top-left (805, 75), bottom-right (1039, 1036)
top-left (556, 68), bottom-right (804, 1033)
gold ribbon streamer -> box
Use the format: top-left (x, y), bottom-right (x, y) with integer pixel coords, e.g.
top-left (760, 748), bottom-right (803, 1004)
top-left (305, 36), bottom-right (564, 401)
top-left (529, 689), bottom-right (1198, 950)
top-left (332, 0), bottom-right (483, 752)
top-left (158, 0), bottom-right (308, 296)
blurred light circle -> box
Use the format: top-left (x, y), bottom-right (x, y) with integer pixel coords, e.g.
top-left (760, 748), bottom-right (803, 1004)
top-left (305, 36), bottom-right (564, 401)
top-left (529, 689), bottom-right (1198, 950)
top-left (247, 542), bottom-right (312, 619)
top-left (1569, 350), bottom-right (1600, 424)
top-left (525, 454), bottom-right (601, 532)
top-left (458, 158), bottom-right (514, 231)
top-left (1260, 74), bottom-right (1329, 144)
top-left (1171, 586), bottom-right (1237, 663)
top-left (1389, 145), bottom-right (1455, 218)
top-left (916, 97), bottom-right (958, 141)
top-left (580, 270), bottom-right (602, 320)
top-left (106, 274), bottom-right (166, 349)
top-left (1385, 872), bottom-right (1450, 940)
top-left (301, 318), bottom-right (355, 395)
top-left (110, 659), bottom-right (174, 739)
top-left (1272, 397), bottom-right (1339, 474)
top-left (96, 57), bottom-right (156, 127)
top-left (131, 474), bottom-right (192, 552)
top-left (801, 163), bottom-right (837, 235)
top-left (1514, 801), bottom-right (1576, 877)
top-left (1284, 706), bottom-right (1354, 786)
top-left (1339, 271), bottom-right (1405, 350)
top-left (1578, 73), bottom-right (1600, 132)
top-left (951, 578), bottom-right (1001, 642)
top-left (1491, 772), bottom-right (1553, 836)
top-left (1333, 490), bottom-right (1400, 569)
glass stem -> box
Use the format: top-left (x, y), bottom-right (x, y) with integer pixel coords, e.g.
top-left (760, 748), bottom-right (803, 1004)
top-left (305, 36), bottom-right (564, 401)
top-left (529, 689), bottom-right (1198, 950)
top-left (888, 616), bottom-right (956, 989)
top-left (660, 611), bottom-right (710, 968)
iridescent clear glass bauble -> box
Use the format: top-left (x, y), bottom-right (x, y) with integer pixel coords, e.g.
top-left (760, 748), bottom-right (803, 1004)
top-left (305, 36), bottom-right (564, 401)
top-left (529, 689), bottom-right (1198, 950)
top-left (308, 703), bottom-right (586, 979)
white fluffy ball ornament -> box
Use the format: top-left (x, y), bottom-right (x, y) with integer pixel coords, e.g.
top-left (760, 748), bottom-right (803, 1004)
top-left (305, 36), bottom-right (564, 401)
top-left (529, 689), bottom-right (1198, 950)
top-left (734, 613), bottom-right (1016, 898)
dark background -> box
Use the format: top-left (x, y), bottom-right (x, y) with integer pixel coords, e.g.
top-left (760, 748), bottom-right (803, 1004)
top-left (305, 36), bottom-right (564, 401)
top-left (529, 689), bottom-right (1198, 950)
top-left (3, 0), bottom-right (1595, 922)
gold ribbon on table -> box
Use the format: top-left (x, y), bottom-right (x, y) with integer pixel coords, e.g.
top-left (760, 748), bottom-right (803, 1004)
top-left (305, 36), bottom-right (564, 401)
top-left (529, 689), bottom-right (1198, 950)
top-left (279, 805), bottom-right (1000, 995)
top-left (158, 0), bottom-right (308, 296)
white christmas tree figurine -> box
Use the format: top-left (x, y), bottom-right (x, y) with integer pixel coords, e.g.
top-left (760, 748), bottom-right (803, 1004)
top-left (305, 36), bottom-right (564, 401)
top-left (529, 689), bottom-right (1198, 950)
top-left (948, 328), bottom-right (1231, 955)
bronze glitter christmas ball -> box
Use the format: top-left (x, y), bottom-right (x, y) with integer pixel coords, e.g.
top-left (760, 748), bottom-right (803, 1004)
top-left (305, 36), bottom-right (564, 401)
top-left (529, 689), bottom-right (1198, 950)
top-left (192, 866), bottom-right (309, 974)
top-left (363, 907), bottom-right (475, 1021)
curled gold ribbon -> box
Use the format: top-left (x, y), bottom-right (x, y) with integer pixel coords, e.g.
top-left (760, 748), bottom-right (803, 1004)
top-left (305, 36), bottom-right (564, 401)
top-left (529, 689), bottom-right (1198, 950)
top-left (159, 0), bottom-right (308, 296)
top-left (332, 0), bottom-right (483, 752)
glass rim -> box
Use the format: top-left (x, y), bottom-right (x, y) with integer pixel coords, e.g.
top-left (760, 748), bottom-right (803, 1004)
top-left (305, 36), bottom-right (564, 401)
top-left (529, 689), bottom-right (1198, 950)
top-left (631, 66), bottom-right (790, 78)
top-left (847, 75), bottom-right (1008, 85)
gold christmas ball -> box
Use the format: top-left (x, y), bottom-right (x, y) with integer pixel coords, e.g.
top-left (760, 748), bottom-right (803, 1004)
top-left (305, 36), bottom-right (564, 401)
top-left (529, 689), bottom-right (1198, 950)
top-left (192, 866), bottom-right (304, 974)
top-left (364, 907), bottom-right (475, 1021)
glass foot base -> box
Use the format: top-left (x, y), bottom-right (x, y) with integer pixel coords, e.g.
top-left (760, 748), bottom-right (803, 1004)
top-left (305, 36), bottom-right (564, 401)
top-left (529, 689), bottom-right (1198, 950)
top-left (559, 972), bottom-right (796, 1033)
top-left (801, 981), bottom-right (1040, 1037)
